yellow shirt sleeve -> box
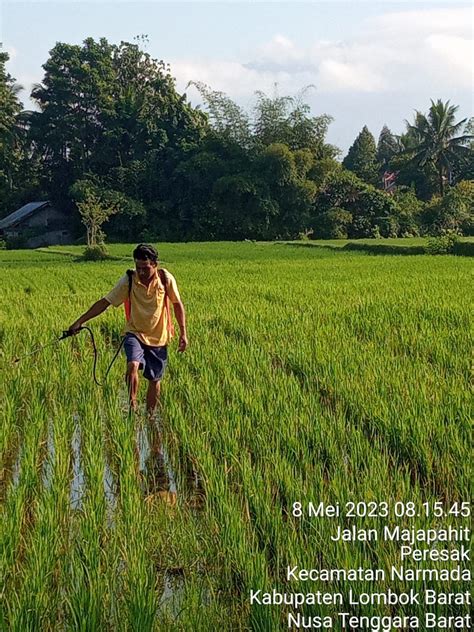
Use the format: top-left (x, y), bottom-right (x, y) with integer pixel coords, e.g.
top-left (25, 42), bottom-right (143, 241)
top-left (162, 269), bottom-right (181, 303)
top-left (104, 274), bottom-right (129, 307)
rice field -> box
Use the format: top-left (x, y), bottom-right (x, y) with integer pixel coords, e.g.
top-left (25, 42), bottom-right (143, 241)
top-left (0, 242), bottom-right (471, 631)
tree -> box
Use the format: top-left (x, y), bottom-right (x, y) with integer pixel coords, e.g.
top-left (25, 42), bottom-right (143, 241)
top-left (70, 175), bottom-right (146, 241)
top-left (256, 143), bottom-right (317, 239)
top-left (192, 82), bottom-right (337, 158)
top-left (315, 208), bottom-right (353, 239)
top-left (453, 118), bottom-right (474, 182)
top-left (29, 37), bottom-right (207, 227)
top-left (403, 99), bottom-right (473, 196)
top-left (313, 170), bottom-right (400, 238)
top-left (29, 38), bottom-right (117, 206)
top-left (389, 127), bottom-right (438, 201)
top-left (170, 148), bottom-right (227, 239)
top-left (75, 191), bottom-right (119, 247)
top-left (421, 181), bottom-right (474, 235)
top-left (212, 174), bottom-right (277, 239)
top-left (392, 189), bottom-right (424, 236)
top-left (377, 125), bottom-right (399, 173)
top-left (342, 126), bottom-right (379, 186)
top-left (187, 81), bottom-right (251, 148)
top-left (253, 87), bottom-right (337, 158)
top-left (0, 50), bottom-right (25, 216)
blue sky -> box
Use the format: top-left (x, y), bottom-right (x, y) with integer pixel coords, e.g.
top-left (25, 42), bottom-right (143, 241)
top-left (1, 1), bottom-right (472, 154)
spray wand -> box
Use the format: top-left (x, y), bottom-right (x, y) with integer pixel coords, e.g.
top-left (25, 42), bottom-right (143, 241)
top-left (10, 327), bottom-right (124, 386)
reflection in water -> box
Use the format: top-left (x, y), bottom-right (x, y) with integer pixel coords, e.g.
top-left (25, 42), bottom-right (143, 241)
top-left (70, 421), bottom-right (84, 510)
top-left (136, 419), bottom-right (177, 505)
top-left (135, 418), bottom-right (206, 510)
top-left (159, 570), bottom-right (185, 619)
top-left (12, 448), bottom-right (22, 487)
top-left (158, 569), bottom-right (211, 622)
top-left (0, 442), bottom-right (21, 502)
top-left (41, 419), bottom-right (55, 489)
top-left (182, 458), bottom-right (206, 511)
top-left (104, 455), bottom-right (117, 522)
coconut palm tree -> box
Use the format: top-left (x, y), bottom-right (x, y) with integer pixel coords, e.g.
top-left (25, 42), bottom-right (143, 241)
top-left (404, 99), bottom-right (473, 196)
top-left (0, 51), bottom-right (24, 200)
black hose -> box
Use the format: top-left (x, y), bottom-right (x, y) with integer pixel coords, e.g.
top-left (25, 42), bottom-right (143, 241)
top-left (6, 327), bottom-right (124, 386)
top-left (79, 326), bottom-right (125, 387)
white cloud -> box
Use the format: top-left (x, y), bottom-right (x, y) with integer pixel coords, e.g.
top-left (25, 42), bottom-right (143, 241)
top-left (258, 34), bottom-right (303, 64)
top-left (363, 7), bottom-right (472, 39)
top-left (9, 6), bottom-right (471, 153)
top-left (170, 7), bottom-right (473, 97)
top-left (424, 34), bottom-right (472, 78)
top-left (317, 59), bottom-right (387, 92)
top-left (2, 44), bottom-right (17, 60)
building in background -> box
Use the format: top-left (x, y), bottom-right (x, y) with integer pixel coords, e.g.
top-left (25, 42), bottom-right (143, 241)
top-left (382, 171), bottom-right (397, 194)
top-left (0, 201), bottom-right (72, 248)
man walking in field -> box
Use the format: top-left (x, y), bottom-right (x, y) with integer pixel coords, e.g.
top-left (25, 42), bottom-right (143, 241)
top-left (68, 244), bottom-right (187, 414)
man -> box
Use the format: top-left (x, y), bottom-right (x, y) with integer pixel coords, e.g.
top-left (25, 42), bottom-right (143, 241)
top-left (68, 243), bottom-right (187, 414)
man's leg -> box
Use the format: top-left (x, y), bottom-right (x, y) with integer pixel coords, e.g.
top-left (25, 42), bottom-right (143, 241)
top-left (146, 379), bottom-right (161, 416)
top-left (143, 346), bottom-right (167, 416)
top-left (126, 361), bottom-right (140, 411)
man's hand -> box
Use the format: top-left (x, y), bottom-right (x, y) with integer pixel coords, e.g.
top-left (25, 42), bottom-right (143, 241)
top-left (68, 320), bottom-right (83, 334)
top-left (67, 299), bottom-right (110, 335)
top-left (178, 333), bottom-right (188, 353)
top-left (172, 301), bottom-right (187, 352)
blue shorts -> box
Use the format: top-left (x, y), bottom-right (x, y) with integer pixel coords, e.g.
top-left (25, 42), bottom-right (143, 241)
top-left (123, 333), bottom-right (168, 382)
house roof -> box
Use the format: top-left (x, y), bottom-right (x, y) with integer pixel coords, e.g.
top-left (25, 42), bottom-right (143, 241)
top-left (0, 201), bottom-right (51, 230)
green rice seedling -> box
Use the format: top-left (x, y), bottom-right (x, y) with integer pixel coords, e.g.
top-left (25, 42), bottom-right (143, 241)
top-left (0, 243), bottom-right (471, 629)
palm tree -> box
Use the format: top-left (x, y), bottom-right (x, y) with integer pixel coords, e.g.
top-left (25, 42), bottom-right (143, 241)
top-left (0, 52), bottom-right (24, 194)
top-left (404, 99), bottom-right (473, 196)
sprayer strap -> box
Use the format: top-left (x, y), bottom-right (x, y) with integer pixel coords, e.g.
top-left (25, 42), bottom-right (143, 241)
top-left (126, 269), bottom-right (168, 297)
top-left (125, 268), bottom-right (173, 337)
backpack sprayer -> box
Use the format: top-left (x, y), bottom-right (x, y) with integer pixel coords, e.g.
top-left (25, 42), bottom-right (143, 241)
top-left (11, 326), bottom-right (125, 386)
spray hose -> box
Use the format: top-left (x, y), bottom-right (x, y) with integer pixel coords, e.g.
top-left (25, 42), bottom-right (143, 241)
top-left (11, 327), bottom-right (125, 386)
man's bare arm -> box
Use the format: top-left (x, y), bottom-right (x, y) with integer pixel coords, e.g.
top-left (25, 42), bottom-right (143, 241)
top-left (69, 298), bottom-right (111, 332)
top-left (172, 301), bottom-right (188, 352)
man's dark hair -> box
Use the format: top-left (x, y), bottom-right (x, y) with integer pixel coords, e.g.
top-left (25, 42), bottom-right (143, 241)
top-left (133, 243), bottom-right (158, 263)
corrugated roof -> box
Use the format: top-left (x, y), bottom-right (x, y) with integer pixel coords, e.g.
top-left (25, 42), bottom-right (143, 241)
top-left (0, 201), bottom-right (50, 230)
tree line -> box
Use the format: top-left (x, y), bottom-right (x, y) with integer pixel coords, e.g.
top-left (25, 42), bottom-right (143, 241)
top-left (0, 37), bottom-right (473, 246)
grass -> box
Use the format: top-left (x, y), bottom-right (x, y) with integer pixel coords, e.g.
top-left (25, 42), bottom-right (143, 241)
top-left (0, 242), bottom-right (471, 630)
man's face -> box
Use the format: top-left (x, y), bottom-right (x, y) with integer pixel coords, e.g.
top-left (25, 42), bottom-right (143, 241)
top-left (135, 258), bottom-right (157, 282)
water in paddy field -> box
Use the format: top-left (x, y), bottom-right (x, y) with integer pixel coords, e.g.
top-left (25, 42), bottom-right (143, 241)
top-left (62, 405), bottom-right (204, 518)
top-left (157, 567), bottom-right (212, 622)
top-left (70, 418), bottom-right (84, 510)
top-left (135, 415), bottom-right (206, 509)
top-left (0, 443), bottom-right (22, 502)
top-left (41, 418), bottom-right (55, 489)
top-left (12, 446), bottom-right (22, 488)
top-left (69, 413), bottom-right (117, 519)
top-left (135, 417), bottom-right (177, 505)
top-left (159, 570), bottom-right (186, 619)
top-left (103, 451), bottom-right (117, 522)
top-left (182, 455), bottom-right (206, 511)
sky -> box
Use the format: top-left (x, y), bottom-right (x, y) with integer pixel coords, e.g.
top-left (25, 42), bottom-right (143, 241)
top-left (1, 1), bottom-right (472, 155)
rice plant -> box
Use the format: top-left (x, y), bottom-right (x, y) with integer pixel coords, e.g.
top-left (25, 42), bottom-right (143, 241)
top-left (1, 242), bottom-right (471, 630)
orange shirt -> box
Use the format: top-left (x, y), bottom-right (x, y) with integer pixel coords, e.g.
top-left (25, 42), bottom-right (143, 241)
top-left (104, 268), bottom-right (181, 347)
